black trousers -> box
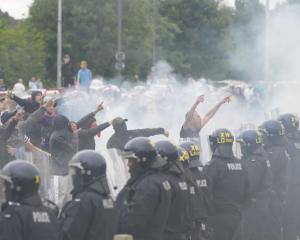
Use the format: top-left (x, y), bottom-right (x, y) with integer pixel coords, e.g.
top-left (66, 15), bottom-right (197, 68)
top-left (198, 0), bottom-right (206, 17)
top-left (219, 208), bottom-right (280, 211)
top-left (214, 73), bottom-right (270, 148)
top-left (208, 213), bottom-right (241, 240)
top-left (283, 187), bottom-right (300, 240)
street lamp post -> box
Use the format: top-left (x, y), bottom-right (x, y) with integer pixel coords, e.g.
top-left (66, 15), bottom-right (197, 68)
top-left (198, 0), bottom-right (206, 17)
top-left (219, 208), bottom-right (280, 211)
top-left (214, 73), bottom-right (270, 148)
top-left (57, 0), bottom-right (62, 88)
top-left (152, 0), bottom-right (158, 66)
top-left (115, 0), bottom-right (125, 78)
top-left (264, 0), bottom-right (270, 82)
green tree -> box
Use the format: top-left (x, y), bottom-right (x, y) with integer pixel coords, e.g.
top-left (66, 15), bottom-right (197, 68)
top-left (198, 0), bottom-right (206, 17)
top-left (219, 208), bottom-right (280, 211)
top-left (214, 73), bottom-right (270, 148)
top-left (28, 0), bottom-right (178, 81)
top-left (160, 0), bottom-right (235, 80)
top-left (0, 20), bottom-right (46, 87)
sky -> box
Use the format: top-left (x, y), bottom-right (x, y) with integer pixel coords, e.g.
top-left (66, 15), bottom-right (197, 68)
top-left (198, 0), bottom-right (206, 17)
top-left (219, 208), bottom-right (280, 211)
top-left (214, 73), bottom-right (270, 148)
top-left (0, 0), bottom-right (287, 19)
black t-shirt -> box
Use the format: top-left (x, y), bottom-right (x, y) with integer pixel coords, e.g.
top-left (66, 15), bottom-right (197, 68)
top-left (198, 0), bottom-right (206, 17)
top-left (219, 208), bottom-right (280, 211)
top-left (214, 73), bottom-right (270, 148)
top-left (180, 126), bottom-right (201, 139)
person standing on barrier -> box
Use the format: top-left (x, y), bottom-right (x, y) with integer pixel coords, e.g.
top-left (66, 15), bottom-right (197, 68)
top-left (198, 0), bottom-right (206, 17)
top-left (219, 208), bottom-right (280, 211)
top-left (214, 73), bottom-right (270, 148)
top-left (0, 160), bottom-right (60, 240)
top-left (77, 60), bottom-right (92, 90)
top-left (59, 150), bottom-right (118, 240)
top-left (180, 95), bottom-right (231, 142)
top-left (116, 137), bottom-right (172, 240)
top-left (62, 54), bottom-right (75, 88)
top-left (278, 114), bottom-right (300, 240)
top-left (236, 130), bottom-right (277, 240)
top-left (204, 128), bottom-right (248, 240)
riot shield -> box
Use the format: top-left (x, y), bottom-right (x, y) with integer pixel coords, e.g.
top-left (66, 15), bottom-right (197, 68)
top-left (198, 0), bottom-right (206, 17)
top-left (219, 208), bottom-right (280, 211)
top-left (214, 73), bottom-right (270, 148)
top-left (102, 149), bottom-right (130, 198)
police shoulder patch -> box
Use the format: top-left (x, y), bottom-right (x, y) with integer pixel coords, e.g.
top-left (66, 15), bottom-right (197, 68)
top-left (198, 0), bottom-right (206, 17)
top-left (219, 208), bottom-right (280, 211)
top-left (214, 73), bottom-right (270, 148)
top-left (162, 181), bottom-right (171, 191)
top-left (178, 182), bottom-right (188, 191)
top-left (102, 199), bottom-right (114, 209)
top-left (190, 186), bottom-right (195, 195)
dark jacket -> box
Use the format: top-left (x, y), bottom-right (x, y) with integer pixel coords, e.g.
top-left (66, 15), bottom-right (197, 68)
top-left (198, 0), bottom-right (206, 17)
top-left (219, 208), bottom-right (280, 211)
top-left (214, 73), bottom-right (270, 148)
top-left (107, 128), bottom-right (165, 151)
top-left (76, 112), bottom-right (110, 151)
top-left (62, 62), bottom-right (75, 87)
top-left (116, 170), bottom-right (172, 240)
top-left (78, 122), bottom-right (110, 151)
top-left (12, 92), bottom-right (43, 146)
top-left (12, 92), bottom-right (41, 114)
top-left (204, 152), bottom-right (248, 215)
top-left (49, 115), bottom-right (76, 176)
top-left (264, 144), bottom-right (289, 198)
top-left (243, 151), bottom-right (272, 200)
top-left (0, 119), bottom-right (18, 166)
top-left (163, 163), bottom-right (193, 240)
top-left (284, 131), bottom-right (300, 185)
top-left (39, 113), bottom-right (56, 151)
top-left (190, 167), bottom-right (210, 202)
top-left (7, 107), bottom-right (46, 160)
top-left (59, 180), bottom-right (117, 240)
top-left (0, 194), bottom-right (60, 240)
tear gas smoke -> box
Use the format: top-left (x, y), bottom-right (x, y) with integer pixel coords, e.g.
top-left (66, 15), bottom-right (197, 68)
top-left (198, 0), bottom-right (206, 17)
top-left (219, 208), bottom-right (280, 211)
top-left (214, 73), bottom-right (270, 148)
top-left (50, 5), bottom-right (300, 195)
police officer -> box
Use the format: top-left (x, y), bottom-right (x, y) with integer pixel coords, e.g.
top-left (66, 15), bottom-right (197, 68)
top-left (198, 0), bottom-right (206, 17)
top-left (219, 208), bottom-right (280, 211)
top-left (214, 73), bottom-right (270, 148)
top-left (203, 128), bottom-right (248, 240)
top-left (180, 142), bottom-right (209, 240)
top-left (155, 140), bottom-right (193, 240)
top-left (59, 150), bottom-right (118, 240)
top-left (180, 142), bottom-right (209, 199)
top-left (116, 137), bottom-right (172, 240)
top-left (278, 114), bottom-right (300, 240)
top-left (0, 160), bottom-right (60, 240)
top-left (236, 130), bottom-right (277, 240)
top-left (259, 120), bottom-right (289, 235)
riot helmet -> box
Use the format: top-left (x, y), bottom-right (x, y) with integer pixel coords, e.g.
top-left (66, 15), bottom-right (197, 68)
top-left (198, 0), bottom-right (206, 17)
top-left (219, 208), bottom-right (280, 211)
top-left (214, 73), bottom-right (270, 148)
top-left (180, 142), bottom-right (202, 168)
top-left (0, 160), bottom-right (41, 202)
top-left (178, 146), bottom-right (190, 168)
top-left (258, 120), bottom-right (285, 147)
top-left (123, 137), bottom-right (165, 169)
top-left (237, 130), bottom-right (263, 158)
top-left (70, 150), bottom-right (107, 190)
top-left (209, 128), bottom-right (234, 157)
top-left (278, 114), bottom-right (299, 134)
top-left (155, 140), bottom-right (179, 163)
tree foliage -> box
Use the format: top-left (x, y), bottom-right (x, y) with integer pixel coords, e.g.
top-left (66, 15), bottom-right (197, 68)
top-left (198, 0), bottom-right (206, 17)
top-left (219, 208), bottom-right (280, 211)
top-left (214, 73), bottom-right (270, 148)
top-left (2, 0), bottom-right (291, 85)
top-left (0, 14), bottom-right (46, 86)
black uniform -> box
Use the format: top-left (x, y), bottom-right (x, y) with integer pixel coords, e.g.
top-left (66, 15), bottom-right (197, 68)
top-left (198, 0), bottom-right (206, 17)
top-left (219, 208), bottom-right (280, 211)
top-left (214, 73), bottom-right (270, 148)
top-left (189, 166), bottom-right (210, 240)
top-left (283, 131), bottom-right (300, 240)
top-left (163, 163), bottom-right (193, 240)
top-left (264, 145), bottom-right (289, 227)
top-left (239, 152), bottom-right (279, 240)
top-left (0, 194), bottom-right (60, 240)
top-left (117, 170), bottom-right (172, 240)
top-left (204, 155), bottom-right (248, 240)
top-left (59, 181), bottom-right (117, 240)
